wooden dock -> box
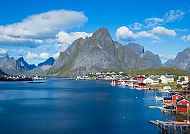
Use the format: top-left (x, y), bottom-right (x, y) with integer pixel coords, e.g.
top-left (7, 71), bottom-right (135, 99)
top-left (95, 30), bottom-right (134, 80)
top-left (150, 120), bottom-right (190, 134)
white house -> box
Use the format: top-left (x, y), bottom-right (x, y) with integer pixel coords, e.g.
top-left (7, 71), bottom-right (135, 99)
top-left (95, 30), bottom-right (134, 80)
top-left (177, 76), bottom-right (189, 85)
top-left (143, 77), bottom-right (159, 85)
top-left (179, 76), bottom-right (189, 81)
top-left (159, 75), bottom-right (175, 84)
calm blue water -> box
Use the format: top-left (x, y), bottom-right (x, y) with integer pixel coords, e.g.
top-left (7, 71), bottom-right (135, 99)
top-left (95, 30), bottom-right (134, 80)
top-left (0, 80), bottom-right (172, 134)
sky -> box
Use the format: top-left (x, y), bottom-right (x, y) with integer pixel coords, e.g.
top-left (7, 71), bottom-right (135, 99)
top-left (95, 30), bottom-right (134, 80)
top-left (0, 0), bottom-right (190, 65)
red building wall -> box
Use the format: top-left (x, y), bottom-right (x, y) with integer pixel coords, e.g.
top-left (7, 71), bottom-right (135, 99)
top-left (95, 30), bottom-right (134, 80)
top-left (176, 99), bottom-right (190, 113)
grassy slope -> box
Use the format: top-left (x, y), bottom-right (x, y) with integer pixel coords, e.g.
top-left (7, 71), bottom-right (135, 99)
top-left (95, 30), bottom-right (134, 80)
top-left (128, 67), bottom-right (190, 76)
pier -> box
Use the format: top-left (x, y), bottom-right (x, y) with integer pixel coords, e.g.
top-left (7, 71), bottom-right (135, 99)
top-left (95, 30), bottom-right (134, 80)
top-left (150, 120), bottom-right (190, 134)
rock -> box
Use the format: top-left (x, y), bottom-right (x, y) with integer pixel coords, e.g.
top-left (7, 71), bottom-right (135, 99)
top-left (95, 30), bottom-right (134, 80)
top-left (48, 28), bottom-right (162, 76)
top-left (17, 57), bottom-right (36, 70)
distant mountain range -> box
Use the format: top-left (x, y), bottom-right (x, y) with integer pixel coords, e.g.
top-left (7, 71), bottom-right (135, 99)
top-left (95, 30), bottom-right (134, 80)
top-left (17, 57), bottom-right (36, 70)
top-left (164, 47), bottom-right (190, 71)
top-left (48, 28), bottom-right (162, 76)
top-left (1, 28), bottom-right (190, 76)
top-left (0, 56), bottom-right (55, 75)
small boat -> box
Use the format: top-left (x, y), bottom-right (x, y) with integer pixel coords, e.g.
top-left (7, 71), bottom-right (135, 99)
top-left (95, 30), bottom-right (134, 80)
top-left (155, 96), bottom-right (163, 101)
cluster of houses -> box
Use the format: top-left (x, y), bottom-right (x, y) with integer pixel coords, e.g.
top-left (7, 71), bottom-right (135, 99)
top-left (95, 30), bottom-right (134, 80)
top-left (111, 74), bottom-right (189, 90)
top-left (76, 72), bottom-right (190, 90)
top-left (163, 94), bottom-right (190, 113)
top-left (0, 75), bottom-right (43, 81)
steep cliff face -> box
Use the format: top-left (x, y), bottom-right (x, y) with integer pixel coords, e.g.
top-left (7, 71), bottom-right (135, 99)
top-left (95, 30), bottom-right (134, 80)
top-left (173, 48), bottom-right (190, 71)
top-left (0, 56), bottom-right (21, 70)
top-left (38, 57), bottom-right (55, 67)
top-left (164, 48), bottom-right (190, 71)
top-left (0, 56), bottom-right (24, 75)
top-left (49, 28), bottom-right (123, 75)
top-left (141, 51), bottom-right (162, 69)
top-left (17, 57), bottom-right (36, 70)
top-left (48, 28), bottom-right (162, 76)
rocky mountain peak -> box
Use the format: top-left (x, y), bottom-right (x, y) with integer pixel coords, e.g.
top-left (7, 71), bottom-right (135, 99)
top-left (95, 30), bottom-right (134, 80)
top-left (92, 28), bottom-right (112, 42)
top-left (0, 56), bottom-right (21, 71)
top-left (17, 57), bottom-right (36, 70)
top-left (38, 57), bottom-right (55, 67)
top-left (171, 47), bottom-right (190, 71)
top-left (48, 28), bottom-right (163, 76)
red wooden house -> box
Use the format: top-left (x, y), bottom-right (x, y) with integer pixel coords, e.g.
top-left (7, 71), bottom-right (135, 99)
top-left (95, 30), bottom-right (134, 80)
top-left (176, 98), bottom-right (190, 113)
top-left (171, 94), bottom-right (183, 104)
top-left (137, 83), bottom-right (149, 90)
top-left (163, 97), bottom-right (173, 105)
top-left (133, 76), bottom-right (145, 83)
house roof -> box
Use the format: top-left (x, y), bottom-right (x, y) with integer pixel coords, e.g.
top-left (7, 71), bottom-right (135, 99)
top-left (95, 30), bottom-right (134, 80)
top-left (164, 97), bottom-right (172, 100)
top-left (172, 94), bottom-right (183, 97)
top-left (176, 97), bottom-right (190, 103)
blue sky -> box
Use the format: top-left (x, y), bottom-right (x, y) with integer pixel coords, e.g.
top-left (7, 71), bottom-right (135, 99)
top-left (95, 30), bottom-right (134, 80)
top-left (0, 0), bottom-right (190, 64)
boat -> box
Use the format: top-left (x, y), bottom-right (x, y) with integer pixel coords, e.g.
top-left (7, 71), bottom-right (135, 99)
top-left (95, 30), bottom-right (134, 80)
top-left (155, 96), bottom-right (163, 101)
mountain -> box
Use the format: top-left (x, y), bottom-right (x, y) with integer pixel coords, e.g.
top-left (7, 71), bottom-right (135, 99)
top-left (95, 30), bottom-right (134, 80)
top-left (0, 56), bottom-right (55, 75)
top-left (17, 57), bottom-right (36, 70)
top-left (38, 57), bottom-right (55, 67)
top-left (48, 28), bottom-right (162, 76)
top-left (27, 57), bottom-right (55, 75)
top-left (141, 51), bottom-right (162, 68)
top-left (126, 43), bottom-right (144, 55)
top-left (0, 56), bottom-right (21, 70)
top-left (164, 47), bottom-right (190, 71)
top-left (0, 56), bottom-right (24, 75)
top-left (0, 69), bottom-right (7, 75)
top-left (163, 59), bottom-right (174, 67)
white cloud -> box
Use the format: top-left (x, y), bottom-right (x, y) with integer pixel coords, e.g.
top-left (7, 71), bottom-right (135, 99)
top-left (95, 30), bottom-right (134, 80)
top-left (130, 9), bottom-right (186, 29)
top-left (26, 51), bottom-right (38, 60)
top-left (53, 52), bottom-right (60, 59)
top-left (164, 9), bottom-right (185, 22)
top-left (129, 22), bottom-right (143, 30)
top-left (116, 26), bottom-right (134, 41)
top-left (144, 17), bottom-right (164, 27)
top-left (0, 35), bottom-right (43, 45)
top-left (134, 31), bottom-right (159, 40)
top-left (39, 53), bottom-right (50, 59)
top-left (55, 31), bottom-right (92, 51)
top-left (56, 31), bottom-right (92, 44)
top-left (151, 26), bottom-right (176, 36)
top-left (0, 9), bottom-right (87, 45)
top-left (116, 26), bottom-right (159, 41)
top-left (0, 48), bottom-right (7, 54)
top-left (116, 26), bottom-right (176, 42)
top-left (182, 34), bottom-right (190, 42)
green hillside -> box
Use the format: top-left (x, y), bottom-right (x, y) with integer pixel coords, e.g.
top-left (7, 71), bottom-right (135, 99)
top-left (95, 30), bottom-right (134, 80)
top-left (128, 67), bottom-right (190, 76)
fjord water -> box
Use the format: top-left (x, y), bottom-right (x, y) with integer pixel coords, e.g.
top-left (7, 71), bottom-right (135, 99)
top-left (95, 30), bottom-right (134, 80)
top-left (0, 80), bottom-right (172, 134)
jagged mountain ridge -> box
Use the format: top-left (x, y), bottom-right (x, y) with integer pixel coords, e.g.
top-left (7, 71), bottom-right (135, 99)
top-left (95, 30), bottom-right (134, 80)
top-left (17, 57), bottom-right (36, 70)
top-left (27, 57), bottom-right (55, 75)
top-left (0, 56), bottom-right (55, 75)
top-left (48, 28), bottom-right (162, 76)
top-left (38, 57), bottom-right (55, 67)
top-left (164, 47), bottom-right (190, 71)
top-left (0, 56), bottom-right (21, 70)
